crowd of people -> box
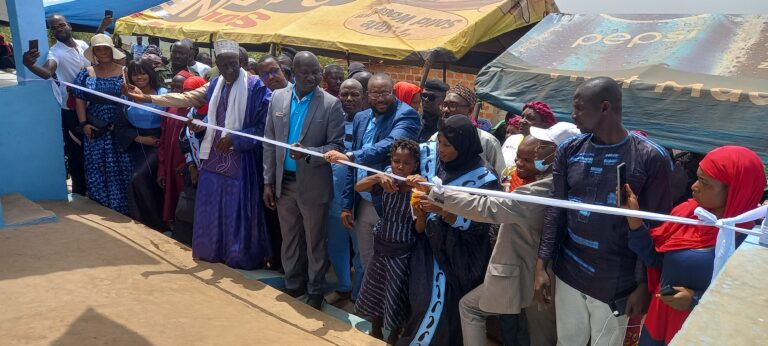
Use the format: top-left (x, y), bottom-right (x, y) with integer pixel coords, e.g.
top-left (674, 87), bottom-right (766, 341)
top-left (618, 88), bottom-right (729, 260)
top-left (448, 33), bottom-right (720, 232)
top-left (21, 14), bottom-right (768, 346)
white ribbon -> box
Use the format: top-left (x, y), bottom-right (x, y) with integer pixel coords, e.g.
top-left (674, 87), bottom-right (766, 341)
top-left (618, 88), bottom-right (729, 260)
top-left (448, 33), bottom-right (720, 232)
top-left (39, 78), bottom-right (768, 274)
top-left (695, 205), bottom-right (768, 278)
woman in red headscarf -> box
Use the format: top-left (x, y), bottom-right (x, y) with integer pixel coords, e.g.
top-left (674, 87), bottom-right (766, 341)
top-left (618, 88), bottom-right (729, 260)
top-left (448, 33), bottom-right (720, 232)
top-left (622, 146), bottom-right (766, 345)
top-left (393, 81), bottom-right (422, 110)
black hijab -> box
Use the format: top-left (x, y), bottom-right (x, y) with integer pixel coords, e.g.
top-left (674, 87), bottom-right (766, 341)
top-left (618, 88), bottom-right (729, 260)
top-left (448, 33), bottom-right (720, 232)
top-left (437, 115), bottom-right (484, 182)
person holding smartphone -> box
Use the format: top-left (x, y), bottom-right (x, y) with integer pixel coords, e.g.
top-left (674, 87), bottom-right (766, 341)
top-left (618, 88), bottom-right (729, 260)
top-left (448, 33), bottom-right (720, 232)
top-left (22, 14), bottom-right (91, 196)
top-left (620, 146), bottom-right (765, 345)
top-left (535, 77), bottom-right (673, 346)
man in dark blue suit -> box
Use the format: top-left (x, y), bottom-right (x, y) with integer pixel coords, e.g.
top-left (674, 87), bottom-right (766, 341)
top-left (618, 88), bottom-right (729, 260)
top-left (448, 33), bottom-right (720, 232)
top-left (324, 73), bottom-right (420, 288)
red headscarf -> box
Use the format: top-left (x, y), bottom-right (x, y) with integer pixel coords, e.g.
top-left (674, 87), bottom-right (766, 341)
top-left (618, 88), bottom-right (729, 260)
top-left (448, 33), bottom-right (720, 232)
top-left (183, 76), bottom-right (209, 115)
top-left (650, 146), bottom-right (766, 252)
top-left (644, 146), bottom-right (765, 344)
top-left (176, 70), bottom-right (193, 79)
top-left (508, 116), bottom-right (522, 128)
top-left (394, 81), bottom-right (422, 108)
top-left (523, 101), bottom-right (556, 128)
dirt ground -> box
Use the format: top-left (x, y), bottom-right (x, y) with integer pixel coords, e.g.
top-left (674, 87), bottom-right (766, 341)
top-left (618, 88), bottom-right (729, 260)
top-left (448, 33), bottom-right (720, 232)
top-left (0, 197), bottom-right (382, 346)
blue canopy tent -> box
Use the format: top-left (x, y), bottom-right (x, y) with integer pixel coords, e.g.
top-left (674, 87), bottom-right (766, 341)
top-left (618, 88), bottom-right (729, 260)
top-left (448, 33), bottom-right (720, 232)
top-left (1, 0), bottom-right (166, 30)
top-left (476, 14), bottom-right (768, 160)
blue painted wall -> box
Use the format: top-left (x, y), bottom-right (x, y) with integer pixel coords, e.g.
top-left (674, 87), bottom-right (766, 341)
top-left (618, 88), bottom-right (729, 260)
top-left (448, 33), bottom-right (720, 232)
top-left (0, 0), bottom-right (67, 200)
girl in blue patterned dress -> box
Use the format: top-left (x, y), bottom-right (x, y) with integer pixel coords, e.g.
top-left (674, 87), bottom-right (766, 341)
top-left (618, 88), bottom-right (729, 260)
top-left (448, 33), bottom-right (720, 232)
top-left (73, 34), bottom-right (132, 214)
top-left (354, 138), bottom-right (426, 344)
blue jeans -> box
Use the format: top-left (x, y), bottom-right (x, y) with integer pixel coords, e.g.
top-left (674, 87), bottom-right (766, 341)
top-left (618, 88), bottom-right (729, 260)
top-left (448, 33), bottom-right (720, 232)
top-left (326, 214), bottom-right (363, 299)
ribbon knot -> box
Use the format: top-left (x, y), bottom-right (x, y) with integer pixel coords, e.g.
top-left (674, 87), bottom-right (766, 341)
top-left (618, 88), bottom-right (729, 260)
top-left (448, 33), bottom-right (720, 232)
top-left (693, 207), bottom-right (718, 225)
top-left (431, 176), bottom-right (445, 194)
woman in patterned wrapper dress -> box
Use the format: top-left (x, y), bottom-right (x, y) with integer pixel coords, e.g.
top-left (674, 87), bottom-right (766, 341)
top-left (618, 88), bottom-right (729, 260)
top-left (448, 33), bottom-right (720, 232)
top-left (73, 34), bottom-right (131, 214)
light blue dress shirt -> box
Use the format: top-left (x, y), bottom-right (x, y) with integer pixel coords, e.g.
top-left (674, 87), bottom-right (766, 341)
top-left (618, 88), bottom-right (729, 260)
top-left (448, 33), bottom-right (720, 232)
top-left (284, 87), bottom-right (314, 172)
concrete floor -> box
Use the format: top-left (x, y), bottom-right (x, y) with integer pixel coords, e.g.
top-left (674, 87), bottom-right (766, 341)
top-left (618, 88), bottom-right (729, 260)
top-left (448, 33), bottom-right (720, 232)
top-left (0, 197), bottom-right (382, 346)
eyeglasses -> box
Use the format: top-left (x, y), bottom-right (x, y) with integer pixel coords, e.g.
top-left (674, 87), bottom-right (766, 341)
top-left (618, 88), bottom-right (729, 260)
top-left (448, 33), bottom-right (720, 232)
top-left (441, 102), bottom-right (469, 111)
top-left (259, 68), bottom-right (281, 80)
top-left (368, 91), bottom-right (393, 99)
top-left (421, 93), bottom-right (437, 102)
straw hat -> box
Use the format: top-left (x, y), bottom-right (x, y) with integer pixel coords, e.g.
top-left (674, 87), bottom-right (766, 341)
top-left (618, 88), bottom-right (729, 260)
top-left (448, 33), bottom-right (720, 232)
top-left (83, 34), bottom-right (126, 62)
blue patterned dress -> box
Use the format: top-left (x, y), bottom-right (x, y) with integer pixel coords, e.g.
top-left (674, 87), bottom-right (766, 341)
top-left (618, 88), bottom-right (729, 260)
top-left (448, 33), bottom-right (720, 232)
top-left (355, 187), bottom-right (416, 331)
top-left (73, 71), bottom-right (132, 214)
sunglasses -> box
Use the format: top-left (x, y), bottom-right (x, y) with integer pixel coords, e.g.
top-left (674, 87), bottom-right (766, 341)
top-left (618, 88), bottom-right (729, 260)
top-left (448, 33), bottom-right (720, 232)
top-left (421, 93), bottom-right (437, 102)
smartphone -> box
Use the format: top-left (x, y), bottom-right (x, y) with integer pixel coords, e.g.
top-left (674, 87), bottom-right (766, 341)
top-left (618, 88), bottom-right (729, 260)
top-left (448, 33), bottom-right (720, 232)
top-left (105, 10), bottom-right (113, 17)
top-left (122, 66), bottom-right (130, 85)
top-left (137, 36), bottom-right (143, 45)
top-left (609, 295), bottom-right (628, 316)
top-left (616, 162), bottom-right (627, 206)
top-left (660, 284), bottom-right (678, 296)
top-left (29, 39), bottom-right (39, 52)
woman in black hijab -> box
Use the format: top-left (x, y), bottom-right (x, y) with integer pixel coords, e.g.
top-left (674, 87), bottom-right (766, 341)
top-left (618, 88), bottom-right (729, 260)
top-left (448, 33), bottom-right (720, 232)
top-left (399, 115), bottom-right (500, 345)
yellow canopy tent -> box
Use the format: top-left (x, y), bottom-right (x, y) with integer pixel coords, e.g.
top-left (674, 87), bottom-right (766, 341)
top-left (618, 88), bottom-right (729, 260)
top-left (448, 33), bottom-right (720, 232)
top-left (115, 0), bottom-right (556, 66)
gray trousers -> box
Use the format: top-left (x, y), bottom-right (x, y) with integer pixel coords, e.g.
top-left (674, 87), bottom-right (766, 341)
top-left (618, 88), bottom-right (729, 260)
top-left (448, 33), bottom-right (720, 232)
top-left (352, 199), bottom-right (378, 270)
top-left (555, 276), bottom-right (627, 346)
top-left (277, 179), bottom-right (329, 295)
top-left (460, 285), bottom-right (558, 346)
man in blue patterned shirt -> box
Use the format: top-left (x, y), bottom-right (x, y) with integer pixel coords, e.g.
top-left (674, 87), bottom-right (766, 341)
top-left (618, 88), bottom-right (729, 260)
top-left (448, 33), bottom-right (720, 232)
top-left (535, 77), bottom-right (673, 346)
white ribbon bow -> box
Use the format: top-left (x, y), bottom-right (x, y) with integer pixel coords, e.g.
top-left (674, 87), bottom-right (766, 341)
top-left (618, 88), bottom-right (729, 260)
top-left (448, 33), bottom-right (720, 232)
top-left (694, 205), bottom-right (768, 279)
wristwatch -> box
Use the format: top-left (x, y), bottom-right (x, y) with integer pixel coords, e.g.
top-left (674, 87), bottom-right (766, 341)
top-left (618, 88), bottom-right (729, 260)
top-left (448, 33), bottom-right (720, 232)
top-left (345, 151), bottom-right (355, 162)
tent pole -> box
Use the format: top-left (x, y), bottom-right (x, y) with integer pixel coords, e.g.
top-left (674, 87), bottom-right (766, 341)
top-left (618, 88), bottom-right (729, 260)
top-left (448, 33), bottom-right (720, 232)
top-left (208, 34), bottom-right (214, 55)
top-left (472, 101), bottom-right (483, 123)
top-left (442, 63), bottom-right (447, 83)
top-left (270, 43), bottom-right (277, 56)
top-left (419, 50), bottom-right (437, 88)
top-left (346, 51), bottom-right (350, 67)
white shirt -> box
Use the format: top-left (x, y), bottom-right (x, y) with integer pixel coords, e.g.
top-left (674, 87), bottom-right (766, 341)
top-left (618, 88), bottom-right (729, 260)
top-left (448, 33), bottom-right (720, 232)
top-left (48, 39), bottom-right (91, 109)
top-left (191, 61), bottom-right (211, 77)
top-left (502, 134), bottom-right (524, 168)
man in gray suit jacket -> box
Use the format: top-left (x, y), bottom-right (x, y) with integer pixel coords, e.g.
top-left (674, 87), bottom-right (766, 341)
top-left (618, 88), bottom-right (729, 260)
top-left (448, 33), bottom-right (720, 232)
top-left (418, 124), bottom-right (579, 346)
top-left (263, 51), bottom-right (345, 310)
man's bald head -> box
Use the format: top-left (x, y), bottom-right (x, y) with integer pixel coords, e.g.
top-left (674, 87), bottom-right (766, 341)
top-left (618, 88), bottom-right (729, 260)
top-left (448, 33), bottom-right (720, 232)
top-left (368, 73), bottom-right (393, 90)
top-left (341, 78), bottom-right (363, 91)
top-left (47, 14), bottom-right (67, 26)
top-left (293, 51), bottom-right (322, 96)
top-left (572, 76), bottom-right (623, 133)
top-left (576, 77), bottom-right (622, 112)
top-left (339, 79), bottom-right (366, 116)
top-left (47, 14), bottom-right (73, 43)
top-left (170, 41), bottom-right (192, 70)
top-left (294, 51), bottom-right (320, 68)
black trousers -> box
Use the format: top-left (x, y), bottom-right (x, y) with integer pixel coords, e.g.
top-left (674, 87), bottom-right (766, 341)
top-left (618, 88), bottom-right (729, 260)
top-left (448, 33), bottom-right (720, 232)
top-left (61, 108), bottom-right (86, 195)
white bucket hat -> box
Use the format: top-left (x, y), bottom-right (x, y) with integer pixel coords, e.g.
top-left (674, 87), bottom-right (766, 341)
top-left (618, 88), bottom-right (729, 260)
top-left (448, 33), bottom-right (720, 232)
top-left (83, 34), bottom-right (125, 63)
top-left (530, 122), bottom-right (580, 145)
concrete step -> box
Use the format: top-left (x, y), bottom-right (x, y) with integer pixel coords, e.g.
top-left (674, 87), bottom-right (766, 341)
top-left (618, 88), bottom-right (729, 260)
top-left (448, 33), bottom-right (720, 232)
top-left (0, 193), bottom-right (57, 228)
